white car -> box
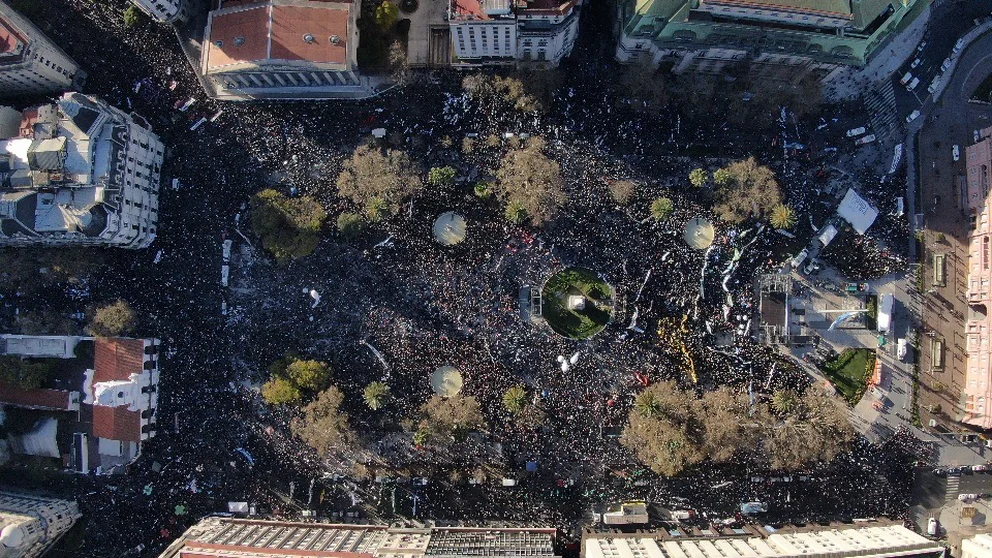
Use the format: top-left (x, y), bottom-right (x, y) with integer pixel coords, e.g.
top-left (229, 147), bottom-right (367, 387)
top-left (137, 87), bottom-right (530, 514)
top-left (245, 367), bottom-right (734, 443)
top-left (911, 58), bottom-right (922, 69)
top-left (907, 77), bottom-right (920, 91)
top-left (958, 493), bottom-right (979, 501)
top-left (953, 145), bottom-right (961, 161)
top-left (906, 110), bottom-right (921, 123)
top-left (917, 41), bottom-right (927, 53)
top-left (855, 134), bottom-right (877, 146)
top-left (900, 72), bottom-right (913, 86)
top-left (846, 127), bottom-right (867, 138)
top-left (976, 129), bottom-right (984, 143)
top-left (927, 517), bottom-right (938, 536)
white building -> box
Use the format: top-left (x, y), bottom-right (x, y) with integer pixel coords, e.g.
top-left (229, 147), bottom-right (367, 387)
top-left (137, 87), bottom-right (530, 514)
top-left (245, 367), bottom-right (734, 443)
top-left (0, 1), bottom-right (84, 98)
top-left (0, 92), bottom-right (164, 248)
top-left (0, 335), bottom-right (161, 474)
top-left (0, 490), bottom-right (81, 558)
top-left (583, 523), bottom-right (943, 558)
top-left (962, 533), bottom-right (992, 558)
top-left (129, 0), bottom-right (191, 25)
top-left (448, 0), bottom-right (579, 66)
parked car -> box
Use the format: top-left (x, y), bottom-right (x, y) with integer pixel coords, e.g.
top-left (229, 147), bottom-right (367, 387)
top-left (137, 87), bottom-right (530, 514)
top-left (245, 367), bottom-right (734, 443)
top-left (846, 126), bottom-right (867, 138)
top-left (972, 464), bottom-right (989, 472)
top-left (911, 58), bottom-right (922, 69)
top-left (907, 77), bottom-right (920, 91)
top-left (953, 145), bottom-right (961, 161)
top-left (917, 40), bottom-right (927, 52)
top-left (900, 72), bottom-right (913, 86)
top-left (927, 517), bottom-right (938, 536)
top-left (855, 134), bottom-right (876, 146)
top-left (958, 493), bottom-right (979, 501)
top-left (906, 110), bottom-right (921, 123)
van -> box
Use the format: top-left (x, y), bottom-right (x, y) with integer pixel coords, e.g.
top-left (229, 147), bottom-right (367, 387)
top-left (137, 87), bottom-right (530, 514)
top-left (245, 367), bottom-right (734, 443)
top-left (927, 517), bottom-right (938, 536)
top-left (900, 72), bottom-right (913, 86)
top-left (846, 126), bottom-right (867, 137)
top-left (897, 338), bottom-right (907, 361)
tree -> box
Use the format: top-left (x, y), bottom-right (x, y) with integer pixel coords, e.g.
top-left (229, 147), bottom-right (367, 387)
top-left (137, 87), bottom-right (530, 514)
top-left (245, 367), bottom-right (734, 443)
top-left (696, 387), bottom-right (761, 463)
top-left (285, 360), bottom-right (331, 393)
top-left (503, 386), bottom-right (527, 414)
top-left (0, 356), bottom-right (58, 389)
top-left (291, 387), bottom-right (351, 454)
top-left (262, 377), bottom-right (303, 406)
top-left (770, 389), bottom-right (799, 415)
top-left (388, 40), bottom-right (409, 83)
top-left (474, 181), bottom-right (492, 199)
top-left (428, 166), bottom-right (457, 187)
top-left (336, 145), bottom-right (421, 219)
top-left (713, 168), bottom-right (732, 187)
top-left (762, 388), bottom-right (855, 470)
top-left (651, 197), bottom-right (674, 221)
top-left (770, 204), bottom-right (797, 229)
top-left (364, 381), bottom-right (390, 410)
top-left (713, 157), bottom-right (782, 224)
top-left (88, 300), bottom-right (136, 337)
top-left (616, 60), bottom-right (669, 111)
top-left (337, 212), bottom-right (365, 240)
top-left (622, 411), bottom-right (704, 477)
top-left (608, 180), bottom-right (636, 205)
top-left (504, 200), bottom-right (528, 225)
top-left (462, 74), bottom-right (542, 113)
top-left (250, 189), bottom-right (327, 264)
top-left (689, 168), bottom-right (709, 188)
top-left (495, 137), bottom-right (566, 226)
top-left (375, 0), bottom-right (399, 29)
top-left (418, 395), bottom-right (485, 442)
top-left (123, 5), bottom-right (144, 27)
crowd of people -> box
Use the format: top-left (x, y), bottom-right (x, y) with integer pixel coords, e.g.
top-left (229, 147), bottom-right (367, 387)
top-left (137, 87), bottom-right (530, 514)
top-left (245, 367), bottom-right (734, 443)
top-left (0, 0), bottom-right (930, 556)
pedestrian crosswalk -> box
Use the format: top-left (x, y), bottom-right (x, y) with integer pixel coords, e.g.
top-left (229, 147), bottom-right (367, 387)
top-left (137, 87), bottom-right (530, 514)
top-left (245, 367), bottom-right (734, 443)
top-left (946, 475), bottom-right (960, 500)
top-left (865, 80), bottom-right (899, 140)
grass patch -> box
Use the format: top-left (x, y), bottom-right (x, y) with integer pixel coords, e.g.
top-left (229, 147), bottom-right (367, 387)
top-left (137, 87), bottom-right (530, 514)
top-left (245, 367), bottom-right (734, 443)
top-left (819, 348), bottom-right (875, 405)
top-left (543, 267), bottom-right (613, 339)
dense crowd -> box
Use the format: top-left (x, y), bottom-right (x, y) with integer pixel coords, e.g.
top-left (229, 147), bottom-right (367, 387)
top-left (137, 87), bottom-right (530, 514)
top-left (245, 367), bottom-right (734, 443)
top-left (0, 0), bottom-right (927, 556)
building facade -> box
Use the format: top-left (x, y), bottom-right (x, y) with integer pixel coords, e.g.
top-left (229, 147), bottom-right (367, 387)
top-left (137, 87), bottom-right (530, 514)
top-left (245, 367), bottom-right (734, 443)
top-left (962, 127), bottom-right (992, 428)
top-left (158, 518), bottom-right (558, 558)
top-left (0, 489), bottom-right (80, 558)
top-left (200, 0), bottom-right (371, 101)
top-left (129, 0), bottom-right (191, 25)
top-left (0, 335), bottom-right (161, 474)
top-left (615, 0), bottom-right (922, 82)
top-left (961, 532), bottom-right (992, 558)
top-left (583, 522), bottom-right (943, 558)
top-left (0, 1), bottom-right (85, 98)
top-left (448, 0), bottom-right (579, 66)
top-left (0, 92), bottom-right (163, 248)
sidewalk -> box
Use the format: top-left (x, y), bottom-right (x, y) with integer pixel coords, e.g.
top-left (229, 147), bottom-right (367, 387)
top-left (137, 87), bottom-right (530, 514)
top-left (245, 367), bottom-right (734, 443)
top-left (826, 4), bottom-right (932, 102)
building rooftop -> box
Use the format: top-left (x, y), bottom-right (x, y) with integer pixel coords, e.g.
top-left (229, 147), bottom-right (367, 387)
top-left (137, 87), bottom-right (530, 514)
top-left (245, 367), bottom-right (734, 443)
top-left (0, 335), bottom-right (160, 473)
top-left (699, 0), bottom-right (853, 18)
top-left (205, 1), bottom-right (351, 71)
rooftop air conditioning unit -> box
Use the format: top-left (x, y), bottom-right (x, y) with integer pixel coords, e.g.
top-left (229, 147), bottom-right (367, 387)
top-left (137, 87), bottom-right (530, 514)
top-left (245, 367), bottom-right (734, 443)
top-left (330, 35), bottom-right (341, 44)
top-left (303, 33), bottom-right (316, 43)
top-left (234, 36), bottom-right (245, 46)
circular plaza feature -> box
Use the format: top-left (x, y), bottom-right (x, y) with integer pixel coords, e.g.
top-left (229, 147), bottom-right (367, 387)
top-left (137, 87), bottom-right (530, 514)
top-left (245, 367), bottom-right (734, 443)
top-left (430, 365), bottom-right (464, 397)
top-left (684, 217), bottom-right (715, 249)
top-left (541, 267), bottom-right (614, 340)
top-left (433, 212), bottom-right (467, 246)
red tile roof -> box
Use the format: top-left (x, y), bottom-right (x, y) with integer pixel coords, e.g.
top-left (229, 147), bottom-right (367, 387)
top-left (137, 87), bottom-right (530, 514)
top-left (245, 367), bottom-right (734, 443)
top-left (205, 1), bottom-right (351, 70)
top-left (269, 5), bottom-right (349, 65)
top-left (0, 380), bottom-right (73, 410)
top-left (94, 338), bottom-right (145, 384)
top-left (92, 405), bottom-right (142, 442)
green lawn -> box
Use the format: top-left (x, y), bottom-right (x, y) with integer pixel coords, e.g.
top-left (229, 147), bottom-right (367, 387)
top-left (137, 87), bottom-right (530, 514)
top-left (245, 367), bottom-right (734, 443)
top-left (543, 268), bottom-right (613, 339)
top-left (819, 348), bottom-right (875, 405)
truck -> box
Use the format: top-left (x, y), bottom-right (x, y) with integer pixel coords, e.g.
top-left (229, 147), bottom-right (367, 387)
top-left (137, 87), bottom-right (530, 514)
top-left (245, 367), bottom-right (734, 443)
top-left (897, 338), bottom-right (907, 361)
top-left (899, 72), bottom-right (913, 86)
top-left (877, 293), bottom-right (894, 334)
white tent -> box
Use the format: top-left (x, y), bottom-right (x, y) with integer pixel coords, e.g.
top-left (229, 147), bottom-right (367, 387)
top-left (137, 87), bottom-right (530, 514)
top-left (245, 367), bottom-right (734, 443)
top-left (817, 224), bottom-right (838, 247)
top-left (838, 189), bottom-right (879, 235)
top-left (11, 417), bottom-right (59, 458)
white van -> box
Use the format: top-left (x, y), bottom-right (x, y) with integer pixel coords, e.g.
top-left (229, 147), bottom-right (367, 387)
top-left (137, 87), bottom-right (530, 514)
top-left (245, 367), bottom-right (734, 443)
top-left (897, 338), bottom-right (907, 361)
top-left (900, 72), bottom-right (913, 86)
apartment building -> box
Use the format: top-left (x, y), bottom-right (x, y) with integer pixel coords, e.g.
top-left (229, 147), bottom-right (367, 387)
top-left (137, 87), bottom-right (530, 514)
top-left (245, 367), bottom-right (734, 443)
top-left (200, 0), bottom-right (371, 100)
top-left (0, 489), bottom-right (80, 558)
top-left (962, 127), bottom-right (992, 428)
top-left (616, 0), bottom-right (922, 82)
top-left (0, 1), bottom-right (84, 97)
top-left (0, 335), bottom-right (161, 474)
top-left (158, 517), bottom-right (558, 558)
top-left (449, 0), bottom-right (579, 66)
top-left (583, 522), bottom-right (943, 558)
top-left (129, 0), bottom-right (191, 25)
top-left (0, 92), bottom-right (163, 248)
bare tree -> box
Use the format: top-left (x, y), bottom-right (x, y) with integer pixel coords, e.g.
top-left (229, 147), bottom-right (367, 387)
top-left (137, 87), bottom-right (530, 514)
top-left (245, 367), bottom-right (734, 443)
top-left (495, 137), bottom-right (566, 226)
top-left (713, 157), bottom-right (782, 224)
top-left (291, 387), bottom-right (352, 454)
top-left (336, 144), bottom-right (421, 219)
top-left (696, 387), bottom-right (761, 462)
